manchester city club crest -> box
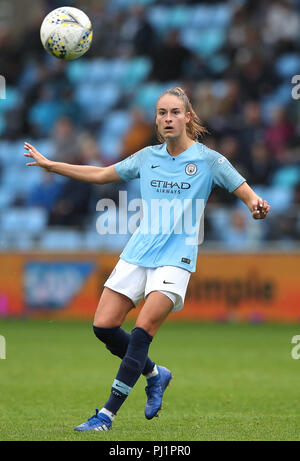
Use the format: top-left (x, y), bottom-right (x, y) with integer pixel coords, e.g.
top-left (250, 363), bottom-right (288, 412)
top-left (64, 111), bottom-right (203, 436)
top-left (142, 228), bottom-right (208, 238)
top-left (185, 163), bottom-right (197, 176)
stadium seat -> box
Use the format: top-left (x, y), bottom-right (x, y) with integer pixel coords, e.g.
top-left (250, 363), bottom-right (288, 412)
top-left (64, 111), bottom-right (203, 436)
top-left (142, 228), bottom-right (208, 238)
top-left (275, 53), bottom-right (300, 78)
top-left (0, 231), bottom-right (35, 250)
top-left (206, 207), bottom-right (231, 239)
top-left (0, 186), bottom-right (15, 210)
top-left (0, 87), bottom-right (19, 114)
top-left (247, 185), bottom-right (294, 212)
top-left (271, 167), bottom-right (300, 189)
top-left (97, 134), bottom-right (122, 163)
top-left (122, 57), bottom-right (152, 89)
top-left (39, 229), bottom-right (83, 250)
top-left (147, 6), bottom-right (170, 34)
top-left (212, 4), bottom-right (233, 27)
top-left (75, 82), bottom-right (121, 122)
top-left (0, 207), bottom-right (47, 235)
top-left (3, 165), bottom-right (43, 195)
top-left (66, 59), bottom-right (89, 84)
top-left (99, 110), bottom-right (132, 139)
top-left (181, 27), bottom-right (226, 57)
top-left (134, 82), bottom-right (179, 117)
top-left (168, 6), bottom-right (191, 30)
top-left (84, 230), bottom-right (105, 250)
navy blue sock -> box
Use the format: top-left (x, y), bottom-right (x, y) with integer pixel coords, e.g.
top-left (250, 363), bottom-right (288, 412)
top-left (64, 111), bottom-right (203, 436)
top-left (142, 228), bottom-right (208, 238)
top-left (93, 325), bottom-right (155, 376)
top-left (104, 327), bottom-right (153, 415)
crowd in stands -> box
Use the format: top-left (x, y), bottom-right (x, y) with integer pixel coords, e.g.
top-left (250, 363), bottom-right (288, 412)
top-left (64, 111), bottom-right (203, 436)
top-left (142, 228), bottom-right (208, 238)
top-left (0, 0), bottom-right (299, 251)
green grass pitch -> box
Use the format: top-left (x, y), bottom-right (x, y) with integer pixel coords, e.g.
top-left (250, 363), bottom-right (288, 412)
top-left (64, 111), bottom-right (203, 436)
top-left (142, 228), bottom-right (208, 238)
top-left (1, 319), bottom-right (300, 441)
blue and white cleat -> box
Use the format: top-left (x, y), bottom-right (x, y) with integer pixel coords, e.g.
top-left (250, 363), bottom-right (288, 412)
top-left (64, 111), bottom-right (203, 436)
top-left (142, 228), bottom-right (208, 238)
top-left (145, 366), bottom-right (173, 420)
top-left (74, 409), bottom-right (112, 431)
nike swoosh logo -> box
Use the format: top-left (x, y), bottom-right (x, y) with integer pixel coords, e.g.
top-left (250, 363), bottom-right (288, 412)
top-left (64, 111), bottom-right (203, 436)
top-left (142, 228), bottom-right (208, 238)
top-left (151, 165), bottom-right (160, 169)
top-left (163, 280), bottom-right (175, 284)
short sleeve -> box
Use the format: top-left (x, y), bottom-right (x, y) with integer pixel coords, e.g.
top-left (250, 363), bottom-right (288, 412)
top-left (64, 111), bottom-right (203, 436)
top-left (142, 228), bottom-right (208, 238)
top-left (114, 149), bottom-right (145, 182)
top-left (211, 155), bottom-right (246, 193)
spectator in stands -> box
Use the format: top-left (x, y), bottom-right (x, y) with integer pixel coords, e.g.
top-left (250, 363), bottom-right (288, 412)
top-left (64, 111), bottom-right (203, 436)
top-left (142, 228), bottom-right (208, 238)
top-left (120, 108), bottom-right (154, 160)
top-left (263, 0), bottom-right (300, 45)
top-left (193, 82), bottom-right (221, 126)
top-left (26, 171), bottom-right (63, 212)
top-left (52, 117), bottom-right (81, 163)
top-left (247, 141), bottom-right (274, 186)
top-left (150, 29), bottom-right (193, 81)
top-left (264, 106), bottom-right (295, 161)
top-left (28, 85), bottom-right (64, 137)
top-left (237, 101), bottom-right (265, 166)
top-left (120, 5), bottom-right (158, 56)
top-left (48, 177), bottom-right (93, 228)
top-left (234, 51), bottom-right (278, 100)
top-left (218, 135), bottom-right (245, 175)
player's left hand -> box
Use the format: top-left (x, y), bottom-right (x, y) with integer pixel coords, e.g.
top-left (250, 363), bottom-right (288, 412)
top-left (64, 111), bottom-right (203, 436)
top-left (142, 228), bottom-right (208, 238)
top-left (251, 199), bottom-right (270, 220)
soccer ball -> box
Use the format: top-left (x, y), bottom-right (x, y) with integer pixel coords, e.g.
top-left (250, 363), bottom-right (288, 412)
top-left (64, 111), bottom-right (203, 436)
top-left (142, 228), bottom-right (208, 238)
top-left (40, 7), bottom-right (93, 61)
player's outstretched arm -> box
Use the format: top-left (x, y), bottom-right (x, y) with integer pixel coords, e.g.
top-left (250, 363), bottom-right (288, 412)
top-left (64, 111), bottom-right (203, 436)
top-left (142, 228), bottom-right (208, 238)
top-left (233, 182), bottom-right (271, 220)
top-left (24, 142), bottom-right (121, 185)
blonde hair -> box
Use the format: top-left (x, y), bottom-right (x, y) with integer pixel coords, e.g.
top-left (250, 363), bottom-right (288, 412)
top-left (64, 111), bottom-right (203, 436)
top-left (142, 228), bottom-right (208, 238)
top-left (156, 87), bottom-right (208, 143)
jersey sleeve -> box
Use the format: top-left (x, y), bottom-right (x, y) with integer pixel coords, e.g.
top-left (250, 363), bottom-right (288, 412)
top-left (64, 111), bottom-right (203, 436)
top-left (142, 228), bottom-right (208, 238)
top-left (114, 149), bottom-right (145, 182)
top-left (210, 155), bottom-right (246, 193)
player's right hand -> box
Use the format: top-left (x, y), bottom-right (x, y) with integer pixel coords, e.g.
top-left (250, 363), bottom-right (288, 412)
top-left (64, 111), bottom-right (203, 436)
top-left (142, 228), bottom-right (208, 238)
top-left (24, 142), bottom-right (52, 171)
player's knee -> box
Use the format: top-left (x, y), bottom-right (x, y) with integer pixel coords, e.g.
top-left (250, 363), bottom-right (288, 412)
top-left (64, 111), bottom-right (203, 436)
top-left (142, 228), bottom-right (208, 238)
top-left (93, 325), bottom-right (127, 358)
top-left (93, 325), bottom-right (117, 344)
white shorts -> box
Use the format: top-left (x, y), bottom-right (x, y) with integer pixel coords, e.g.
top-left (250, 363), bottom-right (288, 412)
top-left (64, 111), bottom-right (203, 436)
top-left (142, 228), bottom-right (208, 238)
top-left (104, 259), bottom-right (191, 313)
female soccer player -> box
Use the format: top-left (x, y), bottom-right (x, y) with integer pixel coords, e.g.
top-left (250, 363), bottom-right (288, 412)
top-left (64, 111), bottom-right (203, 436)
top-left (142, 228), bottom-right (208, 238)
top-left (24, 87), bottom-right (270, 431)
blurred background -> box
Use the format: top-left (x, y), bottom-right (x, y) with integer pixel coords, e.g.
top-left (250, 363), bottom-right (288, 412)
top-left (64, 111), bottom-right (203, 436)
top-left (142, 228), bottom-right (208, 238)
top-left (0, 0), bottom-right (299, 321)
top-left (2, 2), bottom-right (300, 441)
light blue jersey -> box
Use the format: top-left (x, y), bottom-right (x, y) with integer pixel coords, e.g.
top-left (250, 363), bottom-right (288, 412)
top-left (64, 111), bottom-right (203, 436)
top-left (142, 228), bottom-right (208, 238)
top-left (114, 142), bottom-right (245, 272)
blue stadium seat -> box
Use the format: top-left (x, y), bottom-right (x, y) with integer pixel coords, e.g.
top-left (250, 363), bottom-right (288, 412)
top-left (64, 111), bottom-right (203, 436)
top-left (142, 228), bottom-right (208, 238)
top-left (99, 110), bottom-right (132, 139)
top-left (111, 0), bottom-right (155, 10)
top-left (212, 4), bottom-right (233, 27)
top-left (0, 231), bottom-right (35, 250)
top-left (247, 185), bottom-right (294, 212)
top-left (88, 59), bottom-right (113, 83)
top-left (271, 166), bottom-right (300, 189)
top-left (0, 87), bottom-right (19, 114)
top-left (39, 229), bottom-right (83, 250)
top-left (3, 165), bottom-right (43, 195)
top-left (122, 57), bottom-right (152, 89)
top-left (181, 27), bottom-right (226, 58)
top-left (98, 110), bottom-right (132, 161)
top-left (98, 135), bottom-right (122, 162)
top-left (0, 186), bottom-right (15, 210)
top-left (207, 207), bottom-right (231, 239)
top-left (0, 207), bottom-right (47, 235)
top-left (84, 230), bottom-right (105, 250)
top-left (275, 53), bottom-right (300, 78)
top-left (75, 82), bottom-right (121, 122)
top-left (168, 6), bottom-right (191, 30)
top-left (134, 82), bottom-right (178, 117)
top-left (147, 6), bottom-right (170, 34)
top-left (66, 59), bottom-right (89, 84)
